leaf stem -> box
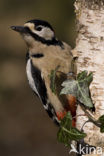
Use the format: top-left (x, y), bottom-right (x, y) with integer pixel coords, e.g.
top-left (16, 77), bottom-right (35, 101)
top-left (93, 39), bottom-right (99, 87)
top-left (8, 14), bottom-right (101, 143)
top-left (78, 101), bottom-right (101, 128)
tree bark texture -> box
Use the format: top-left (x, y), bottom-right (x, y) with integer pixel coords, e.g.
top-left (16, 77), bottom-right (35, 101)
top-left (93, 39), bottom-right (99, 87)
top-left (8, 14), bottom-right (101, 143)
top-left (74, 0), bottom-right (104, 155)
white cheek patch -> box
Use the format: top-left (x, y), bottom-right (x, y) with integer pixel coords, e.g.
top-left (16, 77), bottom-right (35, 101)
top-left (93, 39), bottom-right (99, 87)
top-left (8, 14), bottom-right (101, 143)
top-left (43, 27), bottom-right (54, 40)
top-left (33, 27), bottom-right (54, 40)
top-left (24, 23), bottom-right (54, 40)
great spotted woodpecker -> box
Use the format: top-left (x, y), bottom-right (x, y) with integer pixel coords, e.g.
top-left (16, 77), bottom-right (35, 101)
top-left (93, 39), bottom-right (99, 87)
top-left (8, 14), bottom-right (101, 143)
top-left (11, 19), bottom-right (76, 126)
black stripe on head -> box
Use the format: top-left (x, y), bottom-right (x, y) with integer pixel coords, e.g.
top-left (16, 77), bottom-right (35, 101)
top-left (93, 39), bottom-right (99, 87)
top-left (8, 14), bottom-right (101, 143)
top-left (24, 26), bottom-right (64, 48)
top-left (25, 19), bottom-right (64, 48)
top-left (26, 19), bottom-right (54, 31)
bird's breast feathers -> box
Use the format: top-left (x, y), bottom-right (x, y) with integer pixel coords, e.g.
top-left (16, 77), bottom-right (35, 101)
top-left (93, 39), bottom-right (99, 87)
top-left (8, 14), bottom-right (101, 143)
top-left (30, 43), bottom-right (73, 75)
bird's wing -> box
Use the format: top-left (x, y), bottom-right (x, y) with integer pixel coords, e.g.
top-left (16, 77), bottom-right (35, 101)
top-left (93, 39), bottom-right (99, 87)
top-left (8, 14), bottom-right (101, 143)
top-left (26, 58), bottom-right (59, 125)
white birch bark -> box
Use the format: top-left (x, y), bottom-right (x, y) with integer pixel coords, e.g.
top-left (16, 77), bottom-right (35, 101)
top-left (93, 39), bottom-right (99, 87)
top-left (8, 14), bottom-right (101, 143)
top-left (73, 0), bottom-right (104, 155)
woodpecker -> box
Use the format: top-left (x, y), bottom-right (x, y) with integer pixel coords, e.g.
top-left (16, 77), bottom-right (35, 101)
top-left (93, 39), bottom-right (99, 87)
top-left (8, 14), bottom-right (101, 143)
top-left (11, 19), bottom-right (76, 126)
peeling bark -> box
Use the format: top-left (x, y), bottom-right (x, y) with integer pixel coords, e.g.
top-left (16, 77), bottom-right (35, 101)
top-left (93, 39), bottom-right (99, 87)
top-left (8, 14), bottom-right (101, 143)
top-left (74, 0), bottom-right (104, 155)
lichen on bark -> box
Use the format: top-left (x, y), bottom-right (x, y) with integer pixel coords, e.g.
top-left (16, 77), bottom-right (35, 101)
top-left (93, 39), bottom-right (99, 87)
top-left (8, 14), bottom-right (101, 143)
top-left (74, 0), bottom-right (104, 155)
top-left (75, 0), bottom-right (104, 10)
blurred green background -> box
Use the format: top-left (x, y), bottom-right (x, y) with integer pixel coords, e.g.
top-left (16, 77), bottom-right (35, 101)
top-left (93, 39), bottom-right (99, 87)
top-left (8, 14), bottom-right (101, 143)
top-left (0, 0), bottom-right (76, 155)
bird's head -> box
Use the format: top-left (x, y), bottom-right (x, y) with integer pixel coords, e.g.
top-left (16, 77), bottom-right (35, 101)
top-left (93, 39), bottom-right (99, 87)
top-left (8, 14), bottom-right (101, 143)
top-left (11, 19), bottom-right (55, 47)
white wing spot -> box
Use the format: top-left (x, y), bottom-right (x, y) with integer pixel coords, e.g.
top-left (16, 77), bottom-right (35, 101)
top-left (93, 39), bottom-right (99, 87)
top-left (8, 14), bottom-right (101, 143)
top-left (26, 59), bottom-right (39, 95)
top-left (44, 104), bottom-right (48, 110)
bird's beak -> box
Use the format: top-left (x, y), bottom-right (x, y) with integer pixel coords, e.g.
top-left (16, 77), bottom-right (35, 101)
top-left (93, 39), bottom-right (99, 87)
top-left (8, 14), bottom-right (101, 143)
top-left (11, 26), bottom-right (26, 33)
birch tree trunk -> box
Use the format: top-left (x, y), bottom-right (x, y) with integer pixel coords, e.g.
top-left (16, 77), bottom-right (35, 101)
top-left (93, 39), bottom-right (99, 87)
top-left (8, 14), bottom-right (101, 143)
top-left (73, 0), bottom-right (104, 155)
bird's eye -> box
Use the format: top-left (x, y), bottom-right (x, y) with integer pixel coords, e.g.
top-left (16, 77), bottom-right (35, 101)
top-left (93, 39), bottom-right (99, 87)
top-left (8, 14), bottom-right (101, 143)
top-left (36, 27), bottom-right (42, 31)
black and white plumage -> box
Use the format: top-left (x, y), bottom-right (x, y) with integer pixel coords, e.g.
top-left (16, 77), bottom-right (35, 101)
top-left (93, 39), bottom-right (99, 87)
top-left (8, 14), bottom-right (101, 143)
top-left (11, 19), bottom-right (76, 125)
top-left (26, 54), bottom-right (59, 124)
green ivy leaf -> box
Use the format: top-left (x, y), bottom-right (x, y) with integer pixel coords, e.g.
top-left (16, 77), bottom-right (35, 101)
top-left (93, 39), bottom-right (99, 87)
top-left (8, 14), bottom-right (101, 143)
top-left (61, 71), bottom-right (93, 109)
top-left (98, 115), bottom-right (104, 133)
top-left (60, 111), bottom-right (72, 129)
top-left (60, 79), bottom-right (77, 96)
top-left (77, 71), bottom-right (88, 80)
top-left (57, 128), bottom-right (71, 146)
top-left (100, 125), bottom-right (104, 133)
top-left (98, 115), bottom-right (104, 124)
top-left (77, 71), bottom-right (93, 86)
top-left (57, 112), bottom-right (86, 146)
top-left (50, 65), bottom-right (60, 94)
